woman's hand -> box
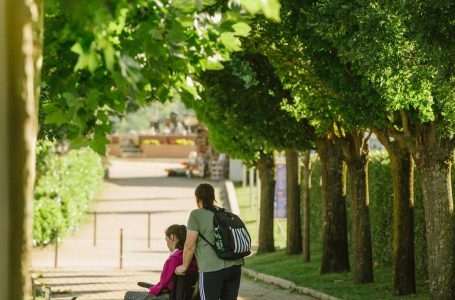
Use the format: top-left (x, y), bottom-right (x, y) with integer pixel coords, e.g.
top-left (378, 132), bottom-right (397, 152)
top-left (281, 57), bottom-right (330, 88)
top-left (177, 229), bottom-right (197, 276)
top-left (175, 265), bottom-right (187, 275)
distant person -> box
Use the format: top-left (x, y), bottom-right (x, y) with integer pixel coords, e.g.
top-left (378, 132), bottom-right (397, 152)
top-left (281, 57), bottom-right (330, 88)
top-left (124, 224), bottom-right (198, 300)
top-left (176, 183), bottom-right (243, 300)
top-left (170, 112), bottom-right (178, 134)
top-left (162, 119), bottom-right (172, 135)
top-left (149, 121), bottom-right (160, 133)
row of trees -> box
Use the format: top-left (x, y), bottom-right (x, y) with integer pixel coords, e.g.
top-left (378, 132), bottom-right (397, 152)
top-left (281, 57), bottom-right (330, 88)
top-left (185, 2), bottom-right (455, 300)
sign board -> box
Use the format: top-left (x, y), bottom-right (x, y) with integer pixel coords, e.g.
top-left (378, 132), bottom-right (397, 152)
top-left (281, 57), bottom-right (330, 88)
top-left (274, 164), bottom-right (287, 218)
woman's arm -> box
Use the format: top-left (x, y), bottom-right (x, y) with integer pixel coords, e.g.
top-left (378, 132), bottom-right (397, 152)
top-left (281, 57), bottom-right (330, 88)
top-left (149, 256), bottom-right (179, 296)
top-left (175, 229), bottom-right (198, 275)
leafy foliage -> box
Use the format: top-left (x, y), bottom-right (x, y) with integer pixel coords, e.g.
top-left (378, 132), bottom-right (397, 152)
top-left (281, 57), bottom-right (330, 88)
top-left (310, 0), bottom-right (455, 137)
top-left (246, 4), bottom-right (383, 138)
top-left (33, 141), bottom-right (104, 245)
top-left (40, 0), bottom-right (281, 153)
top-left (189, 52), bottom-right (312, 165)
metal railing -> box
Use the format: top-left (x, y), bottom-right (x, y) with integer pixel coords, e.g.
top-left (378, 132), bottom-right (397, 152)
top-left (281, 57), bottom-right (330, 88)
top-left (88, 210), bottom-right (154, 249)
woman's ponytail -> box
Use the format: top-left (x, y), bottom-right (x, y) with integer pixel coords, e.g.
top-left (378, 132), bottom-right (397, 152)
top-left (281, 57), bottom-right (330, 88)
top-left (195, 183), bottom-right (216, 211)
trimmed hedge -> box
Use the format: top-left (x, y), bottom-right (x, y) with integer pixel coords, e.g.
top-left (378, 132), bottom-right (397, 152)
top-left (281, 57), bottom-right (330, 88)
top-left (306, 151), bottom-right (428, 277)
top-left (33, 141), bottom-right (104, 246)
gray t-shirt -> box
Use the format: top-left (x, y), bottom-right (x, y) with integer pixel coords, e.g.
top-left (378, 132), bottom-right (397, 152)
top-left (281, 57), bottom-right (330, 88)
top-left (187, 207), bottom-right (243, 273)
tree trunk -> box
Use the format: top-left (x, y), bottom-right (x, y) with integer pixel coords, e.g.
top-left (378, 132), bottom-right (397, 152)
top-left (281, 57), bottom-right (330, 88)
top-left (317, 137), bottom-right (350, 273)
top-left (376, 132), bottom-right (416, 295)
top-left (286, 148), bottom-right (302, 254)
top-left (390, 151), bottom-right (416, 294)
top-left (342, 132), bottom-right (373, 283)
top-left (4, 0), bottom-right (41, 299)
top-left (413, 149), bottom-right (455, 300)
top-left (256, 153), bottom-right (275, 253)
top-left (0, 0), bottom-right (9, 297)
top-left (301, 150), bottom-right (312, 262)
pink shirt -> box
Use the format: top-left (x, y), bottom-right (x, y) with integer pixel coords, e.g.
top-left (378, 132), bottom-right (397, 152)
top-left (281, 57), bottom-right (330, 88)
top-left (149, 249), bottom-right (198, 296)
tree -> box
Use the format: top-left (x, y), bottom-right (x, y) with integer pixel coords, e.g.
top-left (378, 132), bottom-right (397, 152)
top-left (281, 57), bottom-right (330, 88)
top-left (250, 10), bottom-right (373, 276)
top-left (300, 150), bottom-right (313, 262)
top-left (376, 132), bottom-right (415, 295)
top-left (315, 136), bottom-right (350, 273)
top-left (312, 1), bottom-right (455, 297)
top-left (1, 0), bottom-right (43, 299)
top-left (285, 148), bottom-right (302, 254)
top-left (191, 52), bottom-right (313, 253)
top-left (192, 63), bottom-right (277, 253)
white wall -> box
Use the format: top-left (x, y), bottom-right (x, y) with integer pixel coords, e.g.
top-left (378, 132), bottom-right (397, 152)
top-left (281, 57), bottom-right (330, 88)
top-left (229, 159), bottom-right (243, 182)
top-left (0, 0), bottom-right (10, 296)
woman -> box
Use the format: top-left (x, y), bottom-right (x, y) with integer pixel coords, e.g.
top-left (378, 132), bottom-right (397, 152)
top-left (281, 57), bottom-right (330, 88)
top-left (176, 183), bottom-right (243, 300)
top-left (124, 224), bottom-right (198, 300)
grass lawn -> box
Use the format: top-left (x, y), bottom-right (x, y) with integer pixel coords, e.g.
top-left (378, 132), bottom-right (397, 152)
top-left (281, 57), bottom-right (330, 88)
top-left (234, 184), bottom-right (429, 300)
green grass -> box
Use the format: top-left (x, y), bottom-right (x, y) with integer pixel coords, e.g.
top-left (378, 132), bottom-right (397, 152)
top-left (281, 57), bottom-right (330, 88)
top-left (234, 184), bottom-right (429, 300)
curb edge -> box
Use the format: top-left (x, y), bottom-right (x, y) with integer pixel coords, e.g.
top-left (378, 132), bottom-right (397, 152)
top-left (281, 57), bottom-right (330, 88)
top-left (242, 268), bottom-right (340, 300)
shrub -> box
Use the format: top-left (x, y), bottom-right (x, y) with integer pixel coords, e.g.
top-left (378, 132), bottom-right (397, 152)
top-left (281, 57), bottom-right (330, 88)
top-left (33, 142), bottom-right (104, 246)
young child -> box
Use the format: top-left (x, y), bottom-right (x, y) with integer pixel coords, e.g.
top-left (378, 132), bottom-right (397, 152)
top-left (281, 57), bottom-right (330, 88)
top-left (124, 224), bottom-right (198, 300)
top-left (149, 224), bottom-right (198, 297)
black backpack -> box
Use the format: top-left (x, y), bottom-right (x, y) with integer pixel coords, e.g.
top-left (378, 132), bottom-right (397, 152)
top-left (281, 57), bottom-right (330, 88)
top-left (199, 208), bottom-right (251, 260)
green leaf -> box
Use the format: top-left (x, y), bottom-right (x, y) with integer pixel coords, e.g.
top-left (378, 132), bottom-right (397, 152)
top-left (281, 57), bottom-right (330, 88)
top-left (71, 42), bottom-right (100, 73)
top-left (239, 0), bottom-right (281, 22)
top-left (63, 92), bottom-right (78, 108)
top-left (240, 0), bottom-right (261, 14)
top-left (150, 30), bottom-right (163, 41)
top-left (202, 0), bottom-right (217, 5)
top-left (87, 89), bottom-right (100, 110)
top-left (168, 21), bottom-right (186, 43)
top-left (201, 58), bottom-right (225, 70)
top-left (220, 32), bottom-right (242, 51)
top-left (176, 16), bottom-right (194, 28)
top-left (103, 42), bottom-right (116, 71)
top-left (45, 110), bottom-right (68, 126)
top-left (232, 22), bottom-right (251, 37)
top-left (261, 0), bottom-right (281, 22)
top-left (172, 0), bottom-right (197, 13)
top-left (70, 42), bottom-right (83, 56)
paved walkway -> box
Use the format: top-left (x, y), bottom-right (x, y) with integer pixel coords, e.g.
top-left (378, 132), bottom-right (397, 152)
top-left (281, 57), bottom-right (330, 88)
top-left (31, 158), bottom-right (315, 300)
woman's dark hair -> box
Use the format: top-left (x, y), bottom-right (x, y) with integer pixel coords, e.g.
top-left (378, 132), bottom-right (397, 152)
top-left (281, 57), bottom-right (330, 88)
top-left (165, 224), bottom-right (187, 250)
top-left (195, 183), bottom-right (216, 211)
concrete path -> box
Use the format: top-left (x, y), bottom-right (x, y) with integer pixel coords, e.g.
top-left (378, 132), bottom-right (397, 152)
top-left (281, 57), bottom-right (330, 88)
top-left (31, 158), bottom-right (315, 300)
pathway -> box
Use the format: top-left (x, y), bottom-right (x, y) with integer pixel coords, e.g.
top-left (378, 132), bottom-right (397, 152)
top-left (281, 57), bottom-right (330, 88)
top-left (31, 158), bottom-right (315, 300)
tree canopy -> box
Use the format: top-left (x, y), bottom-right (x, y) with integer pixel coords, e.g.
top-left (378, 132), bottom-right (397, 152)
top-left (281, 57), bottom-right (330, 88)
top-left (40, 0), bottom-right (281, 152)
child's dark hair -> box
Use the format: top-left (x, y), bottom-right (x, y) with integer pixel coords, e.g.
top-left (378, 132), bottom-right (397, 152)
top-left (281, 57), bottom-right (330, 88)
top-left (195, 183), bottom-right (216, 211)
top-left (165, 224), bottom-right (187, 250)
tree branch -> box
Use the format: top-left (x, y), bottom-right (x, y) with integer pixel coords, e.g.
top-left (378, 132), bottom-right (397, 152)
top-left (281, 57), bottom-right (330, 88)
top-left (386, 125), bottom-right (418, 154)
top-left (374, 128), bottom-right (398, 153)
top-left (361, 130), bottom-right (373, 155)
top-left (400, 109), bottom-right (411, 136)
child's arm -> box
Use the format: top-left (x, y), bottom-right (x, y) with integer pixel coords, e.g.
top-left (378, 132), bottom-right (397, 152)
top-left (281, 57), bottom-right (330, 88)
top-left (149, 256), bottom-right (179, 296)
top-left (175, 230), bottom-right (197, 275)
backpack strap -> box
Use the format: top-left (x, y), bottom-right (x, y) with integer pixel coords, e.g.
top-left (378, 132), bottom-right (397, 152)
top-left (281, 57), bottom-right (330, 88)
top-left (199, 207), bottom-right (224, 254)
top-left (198, 233), bottom-right (218, 252)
